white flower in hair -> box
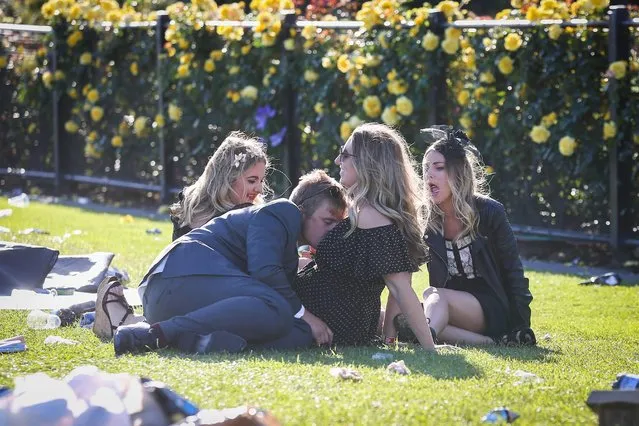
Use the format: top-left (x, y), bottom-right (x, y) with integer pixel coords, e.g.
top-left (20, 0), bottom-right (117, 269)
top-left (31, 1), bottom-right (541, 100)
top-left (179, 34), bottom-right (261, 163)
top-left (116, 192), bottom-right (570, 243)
top-left (234, 152), bottom-right (247, 168)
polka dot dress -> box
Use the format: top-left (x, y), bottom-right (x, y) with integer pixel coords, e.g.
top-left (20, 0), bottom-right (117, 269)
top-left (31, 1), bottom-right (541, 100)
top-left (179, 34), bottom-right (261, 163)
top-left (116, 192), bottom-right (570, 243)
top-left (294, 219), bottom-right (418, 346)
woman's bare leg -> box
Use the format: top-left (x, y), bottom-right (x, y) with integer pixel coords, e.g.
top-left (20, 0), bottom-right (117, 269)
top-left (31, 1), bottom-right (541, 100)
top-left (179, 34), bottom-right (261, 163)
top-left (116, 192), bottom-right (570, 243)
top-left (423, 287), bottom-right (494, 345)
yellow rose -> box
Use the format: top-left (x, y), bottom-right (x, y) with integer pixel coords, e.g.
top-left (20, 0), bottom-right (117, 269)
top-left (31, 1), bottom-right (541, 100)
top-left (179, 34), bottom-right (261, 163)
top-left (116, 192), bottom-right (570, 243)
top-left (498, 56), bottom-right (514, 75)
top-left (204, 59), bottom-right (215, 73)
top-left (314, 103), bottom-right (324, 115)
top-left (240, 85), bottom-right (258, 101)
top-left (456, 90), bottom-right (470, 106)
top-left (511, 0), bottom-right (522, 7)
top-left (526, 5), bottom-right (542, 21)
top-left (111, 135), bottom-right (123, 148)
top-left (362, 95), bottom-right (382, 118)
top-left (80, 52), bottom-right (92, 65)
top-left (337, 54), bottom-right (351, 73)
top-left (42, 71), bottom-right (53, 88)
top-left (154, 114), bottom-right (165, 128)
top-left (0, 56), bottom-right (7, 68)
top-left (321, 56), bottom-right (333, 69)
top-left (608, 61), bottom-right (627, 79)
top-left (445, 27), bottom-right (462, 39)
top-left (67, 31), bottom-right (83, 48)
top-left (387, 69), bottom-right (398, 81)
top-left (304, 69), bottom-right (319, 83)
top-left (229, 66), bottom-right (240, 75)
top-left (529, 125), bottom-right (550, 143)
top-left (134, 116), bottom-right (148, 135)
top-left (87, 89), bottom-right (99, 103)
top-left (241, 45), bottom-right (251, 55)
top-left (64, 121), bottom-right (79, 133)
top-left (177, 64), bottom-right (190, 78)
top-left (485, 165), bottom-right (495, 174)
top-left (210, 50), bottom-right (223, 61)
top-left (459, 113), bottom-right (472, 129)
top-left (283, 39), bottom-right (295, 51)
top-left (67, 88), bottom-right (78, 99)
top-left (441, 37), bottom-right (460, 55)
top-left (381, 106), bottom-right (400, 126)
top-left (548, 24), bottom-right (563, 40)
top-left (603, 121), bottom-right (616, 139)
top-left (422, 32), bottom-right (440, 51)
top-left (130, 62), bottom-right (139, 76)
top-left (480, 72), bottom-right (496, 84)
top-left (87, 131), bottom-right (98, 143)
top-left (504, 33), bottom-right (523, 52)
top-left (473, 87), bottom-right (486, 100)
top-left (395, 96), bottom-right (414, 116)
top-left (90, 106), bottom-right (104, 122)
top-left (168, 103), bottom-right (183, 122)
top-left (85, 142), bottom-right (101, 159)
top-left (488, 112), bottom-right (499, 128)
top-left (558, 136), bottom-right (576, 156)
top-left (301, 25), bottom-right (316, 40)
top-left (437, 1), bottom-right (459, 17)
top-left (387, 79), bottom-right (408, 95)
top-left (340, 121), bottom-right (352, 141)
top-left (542, 112), bottom-right (558, 127)
top-left (590, 0), bottom-right (609, 9)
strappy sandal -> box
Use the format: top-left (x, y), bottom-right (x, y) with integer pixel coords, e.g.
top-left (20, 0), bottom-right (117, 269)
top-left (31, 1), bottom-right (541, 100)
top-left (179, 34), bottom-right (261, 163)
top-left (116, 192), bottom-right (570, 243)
top-left (94, 276), bottom-right (134, 340)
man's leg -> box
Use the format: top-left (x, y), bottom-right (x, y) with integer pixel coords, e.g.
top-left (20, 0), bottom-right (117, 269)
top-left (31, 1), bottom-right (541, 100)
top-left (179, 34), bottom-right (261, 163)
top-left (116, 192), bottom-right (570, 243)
top-left (252, 318), bottom-right (314, 350)
top-left (121, 274), bottom-right (293, 353)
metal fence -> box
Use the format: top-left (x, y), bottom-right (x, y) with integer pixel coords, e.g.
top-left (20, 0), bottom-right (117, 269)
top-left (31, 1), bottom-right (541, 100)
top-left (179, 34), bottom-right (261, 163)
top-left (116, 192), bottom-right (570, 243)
top-left (0, 6), bottom-right (637, 248)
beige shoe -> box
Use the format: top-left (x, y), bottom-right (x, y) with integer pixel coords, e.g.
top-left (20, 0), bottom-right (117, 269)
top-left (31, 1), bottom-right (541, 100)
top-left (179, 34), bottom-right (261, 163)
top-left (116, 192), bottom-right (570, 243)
top-left (94, 276), bottom-right (135, 340)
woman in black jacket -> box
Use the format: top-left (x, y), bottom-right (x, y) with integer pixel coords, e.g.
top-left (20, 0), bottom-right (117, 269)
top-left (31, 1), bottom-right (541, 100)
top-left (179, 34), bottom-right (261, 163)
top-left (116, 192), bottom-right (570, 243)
top-left (418, 126), bottom-right (534, 345)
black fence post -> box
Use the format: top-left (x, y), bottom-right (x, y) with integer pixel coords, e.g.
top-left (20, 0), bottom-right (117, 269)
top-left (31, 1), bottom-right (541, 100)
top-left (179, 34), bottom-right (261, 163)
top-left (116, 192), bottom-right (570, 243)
top-left (50, 28), bottom-right (62, 194)
top-left (155, 11), bottom-right (170, 202)
top-left (427, 10), bottom-right (448, 127)
top-left (607, 4), bottom-right (631, 250)
top-left (281, 12), bottom-right (301, 191)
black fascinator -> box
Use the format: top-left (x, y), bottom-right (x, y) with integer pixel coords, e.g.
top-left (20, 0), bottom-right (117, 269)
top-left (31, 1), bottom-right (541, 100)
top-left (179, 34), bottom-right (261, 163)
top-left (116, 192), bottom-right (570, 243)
top-left (420, 125), bottom-right (481, 161)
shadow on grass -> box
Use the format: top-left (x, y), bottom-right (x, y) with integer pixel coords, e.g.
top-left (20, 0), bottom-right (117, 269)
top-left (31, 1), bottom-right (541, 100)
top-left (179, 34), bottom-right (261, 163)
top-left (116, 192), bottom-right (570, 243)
top-left (478, 344), bottom-right (559, 362)
top-left (154, 345), bottom-right (483, 380)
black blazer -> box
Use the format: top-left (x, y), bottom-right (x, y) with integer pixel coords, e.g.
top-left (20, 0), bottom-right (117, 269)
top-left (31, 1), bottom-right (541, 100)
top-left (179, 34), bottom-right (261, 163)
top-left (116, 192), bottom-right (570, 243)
top-left (425, 196), bottom-right (533, 330)
top-left (143, 198), bottom-right (303, 314)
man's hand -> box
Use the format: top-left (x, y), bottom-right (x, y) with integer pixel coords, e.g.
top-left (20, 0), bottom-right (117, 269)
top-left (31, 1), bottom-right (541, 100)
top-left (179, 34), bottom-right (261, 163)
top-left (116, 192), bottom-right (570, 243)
top-left (301, 310), bottom-right (333, 346)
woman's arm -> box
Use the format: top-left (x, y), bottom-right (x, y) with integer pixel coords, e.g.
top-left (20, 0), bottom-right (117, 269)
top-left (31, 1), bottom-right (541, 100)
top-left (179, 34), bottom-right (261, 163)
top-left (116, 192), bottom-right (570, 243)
top-left (490, 204), bottom-right (533, 329)
top-left (383, 272), bottom-right (435, 351)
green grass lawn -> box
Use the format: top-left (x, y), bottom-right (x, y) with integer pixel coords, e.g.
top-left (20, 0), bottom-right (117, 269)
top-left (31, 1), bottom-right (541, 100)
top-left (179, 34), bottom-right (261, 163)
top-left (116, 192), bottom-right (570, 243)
top-left (1, 197), bottom-right (638, 424)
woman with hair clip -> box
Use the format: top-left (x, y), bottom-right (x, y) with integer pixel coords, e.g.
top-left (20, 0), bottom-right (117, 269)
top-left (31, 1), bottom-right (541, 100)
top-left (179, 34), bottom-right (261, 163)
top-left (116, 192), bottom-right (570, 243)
top-left (293, 122), bottom-right (436, 351)
top-left (406, 126), bottom-right (535, 346)
top-left (170, 131), bottom-right (272, 241)
top-left (93, 131), bottom-right (271, 340)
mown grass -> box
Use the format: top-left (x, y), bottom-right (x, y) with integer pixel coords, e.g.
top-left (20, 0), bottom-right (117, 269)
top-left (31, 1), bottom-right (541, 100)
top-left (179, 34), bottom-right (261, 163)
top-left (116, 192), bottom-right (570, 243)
top-left (1, 197), bottom-right (638, 425)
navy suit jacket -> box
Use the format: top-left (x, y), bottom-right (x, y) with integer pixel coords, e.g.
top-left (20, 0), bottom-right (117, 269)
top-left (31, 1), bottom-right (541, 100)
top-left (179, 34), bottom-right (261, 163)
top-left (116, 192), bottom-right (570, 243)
top-left (141, 199), bottom-right (303, 314)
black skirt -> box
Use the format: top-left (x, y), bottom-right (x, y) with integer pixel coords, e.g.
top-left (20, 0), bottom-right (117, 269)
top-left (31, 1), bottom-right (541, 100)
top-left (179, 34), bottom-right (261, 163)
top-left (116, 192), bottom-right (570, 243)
top-left (446, 276), bottom-right (509, 338)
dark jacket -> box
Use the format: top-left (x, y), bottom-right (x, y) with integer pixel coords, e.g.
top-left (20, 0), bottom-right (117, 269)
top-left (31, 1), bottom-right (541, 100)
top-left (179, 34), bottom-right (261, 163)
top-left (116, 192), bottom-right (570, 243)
top-left (144, 198), bottom-right (303, 314)
top-left (425, 196), bottom-right (533, 330)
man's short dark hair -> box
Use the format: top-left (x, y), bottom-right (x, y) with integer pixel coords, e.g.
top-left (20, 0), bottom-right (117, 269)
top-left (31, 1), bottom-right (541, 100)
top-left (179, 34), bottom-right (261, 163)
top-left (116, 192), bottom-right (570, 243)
top-left (289, 170), bottom-right (348, 217)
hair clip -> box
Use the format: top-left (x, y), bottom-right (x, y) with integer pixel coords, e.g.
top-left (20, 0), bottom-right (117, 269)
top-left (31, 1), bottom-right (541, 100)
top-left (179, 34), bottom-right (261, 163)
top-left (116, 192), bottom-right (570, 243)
top-left (234, 152), bottom-right (247, 168)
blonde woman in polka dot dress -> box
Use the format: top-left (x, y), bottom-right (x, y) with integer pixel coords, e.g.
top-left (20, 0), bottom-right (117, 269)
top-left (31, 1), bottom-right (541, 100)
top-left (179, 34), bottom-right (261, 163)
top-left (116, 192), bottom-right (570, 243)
top-left (293, 123), bottom-right (436, 351)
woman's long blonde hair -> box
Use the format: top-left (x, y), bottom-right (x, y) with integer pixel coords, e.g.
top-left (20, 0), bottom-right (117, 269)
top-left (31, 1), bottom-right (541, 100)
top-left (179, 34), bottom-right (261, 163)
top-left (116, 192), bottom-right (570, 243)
top-left (423, 127), bottom-right (488, 240)
top-left (346, 123), bottom-right (426, 263)
top-left (171, 131), bottom-right (271, 229)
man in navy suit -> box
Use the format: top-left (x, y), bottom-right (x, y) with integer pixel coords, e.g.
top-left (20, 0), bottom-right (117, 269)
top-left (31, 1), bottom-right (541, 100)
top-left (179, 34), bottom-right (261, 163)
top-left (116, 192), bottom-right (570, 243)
top-left (114, 170), bottom-right (347, 355)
